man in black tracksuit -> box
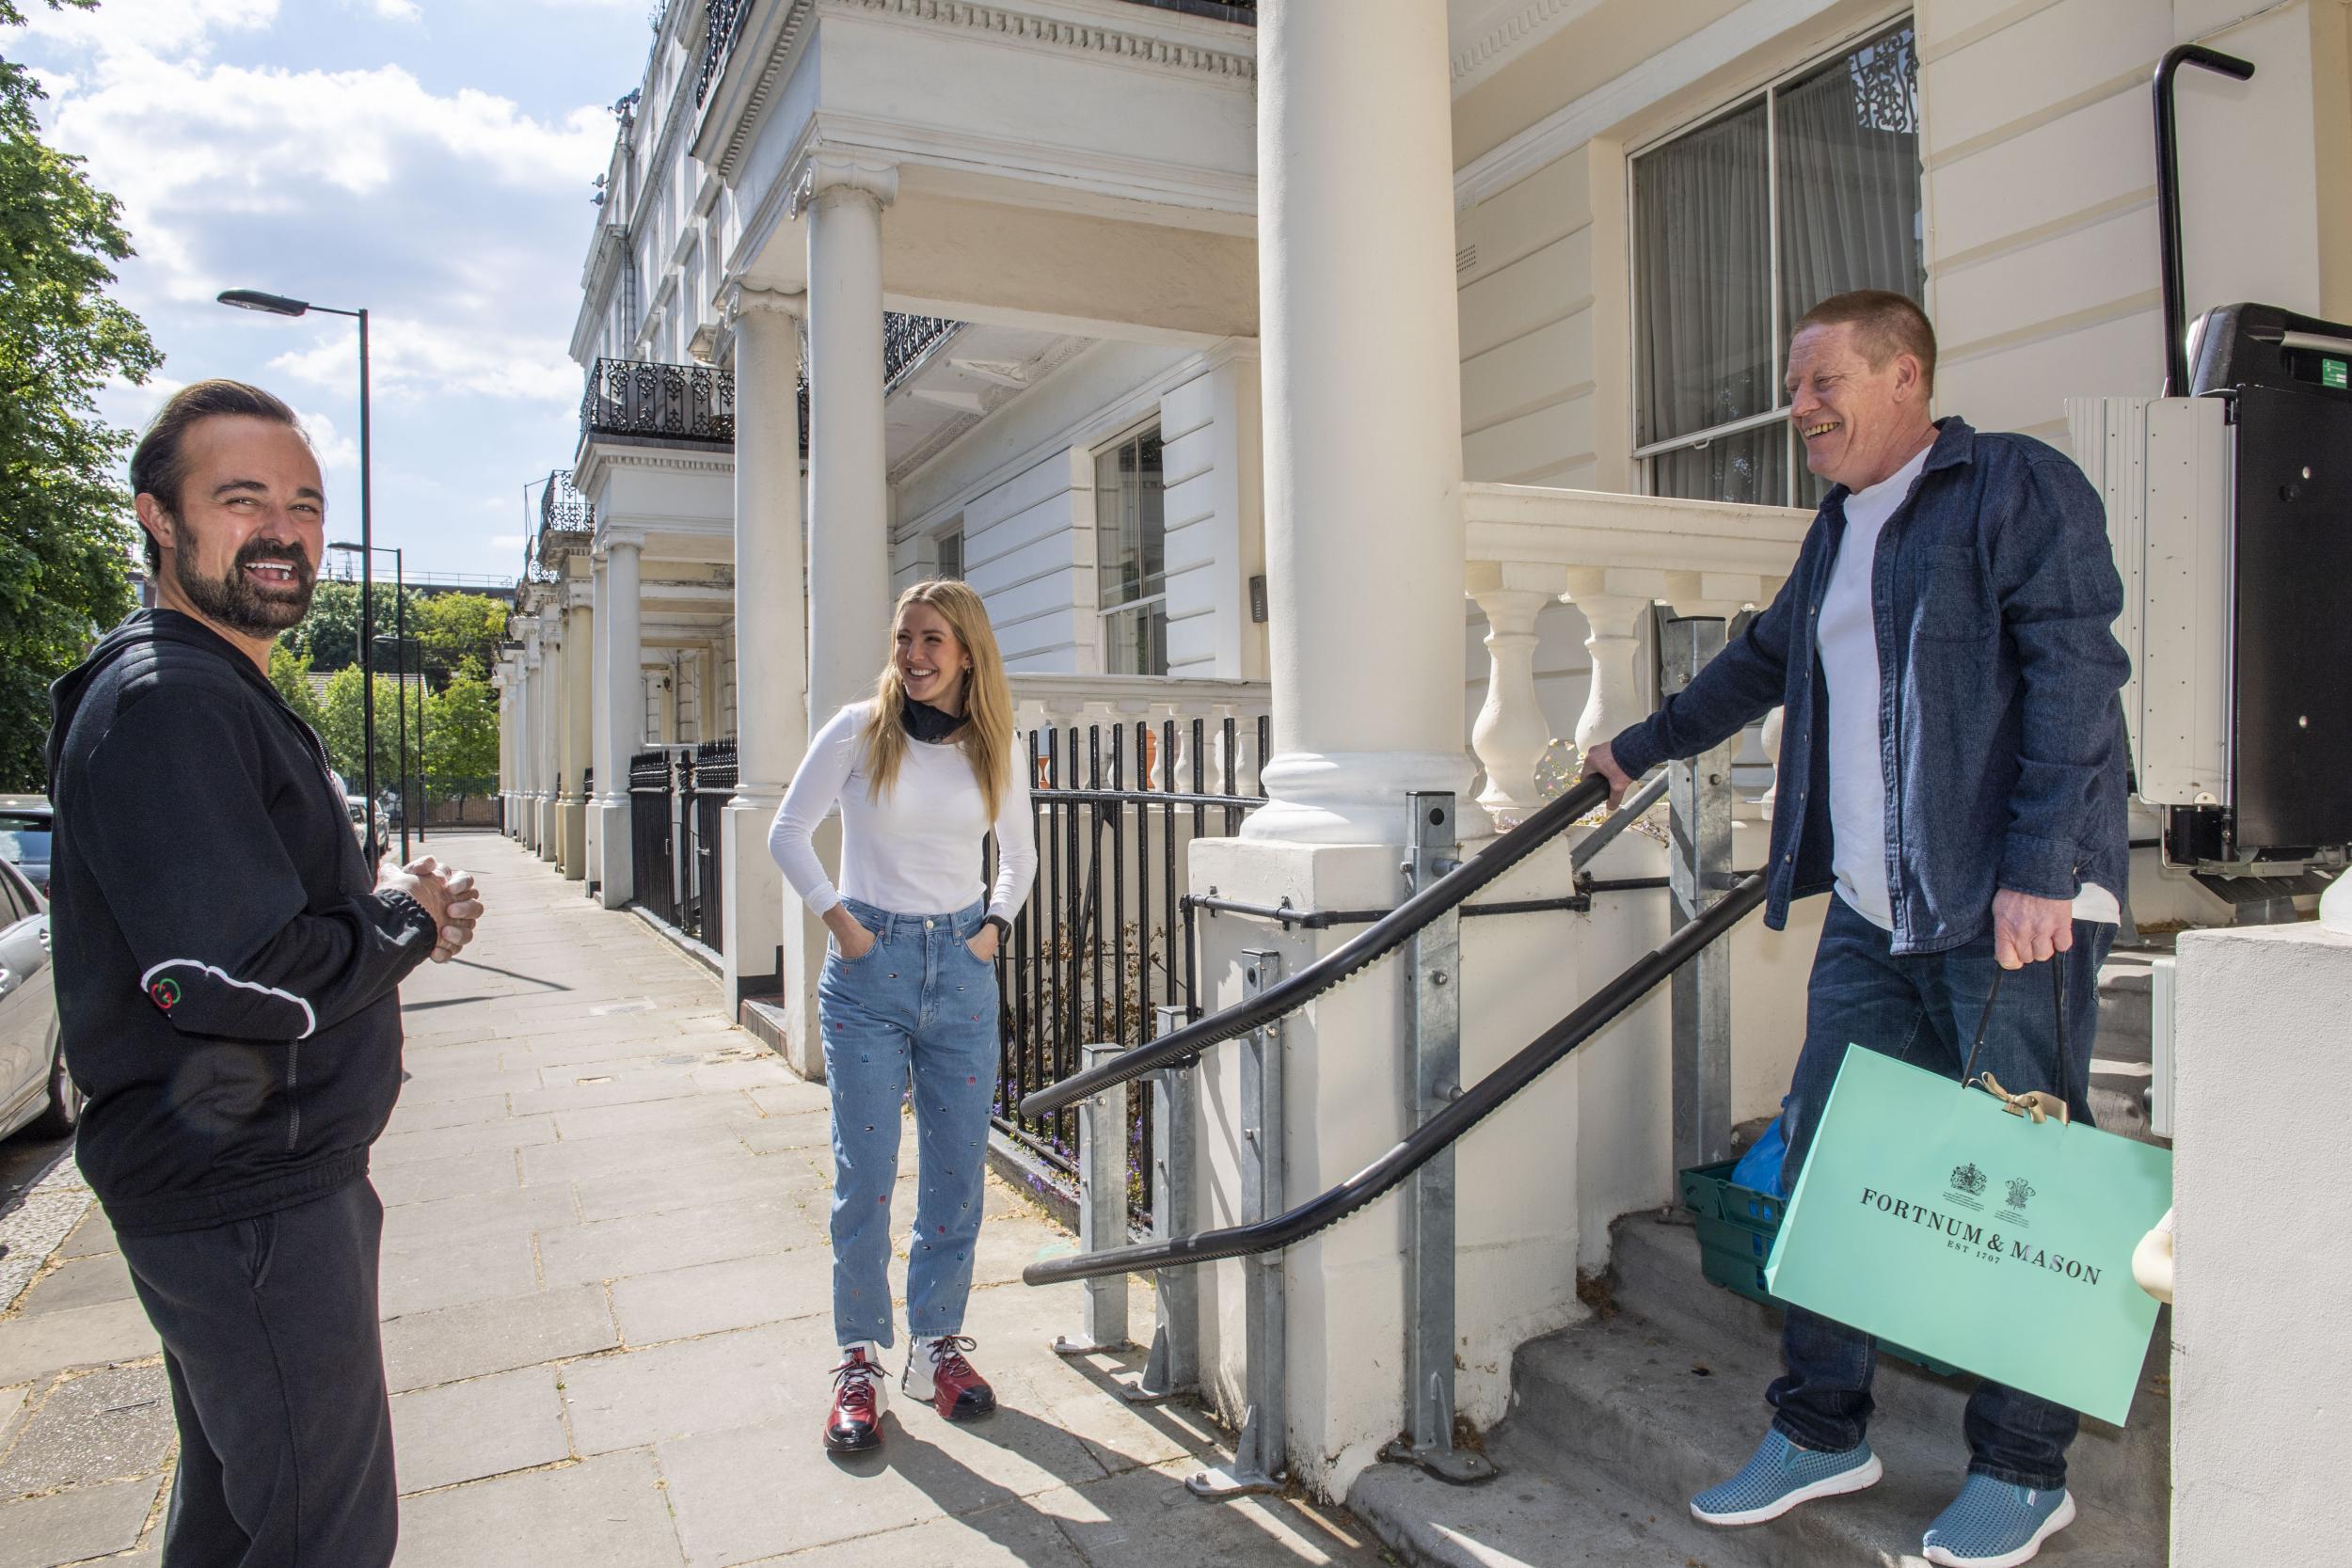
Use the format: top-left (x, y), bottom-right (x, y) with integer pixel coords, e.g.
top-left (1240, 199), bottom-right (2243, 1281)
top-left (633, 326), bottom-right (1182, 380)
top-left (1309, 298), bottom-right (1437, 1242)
top-left (47, 381), bottom-right (483, 1567)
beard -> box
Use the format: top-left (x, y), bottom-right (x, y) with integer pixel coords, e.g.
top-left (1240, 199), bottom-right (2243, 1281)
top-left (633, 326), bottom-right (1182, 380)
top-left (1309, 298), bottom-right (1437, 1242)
top-left (172, 536), bottom-right (318, 636)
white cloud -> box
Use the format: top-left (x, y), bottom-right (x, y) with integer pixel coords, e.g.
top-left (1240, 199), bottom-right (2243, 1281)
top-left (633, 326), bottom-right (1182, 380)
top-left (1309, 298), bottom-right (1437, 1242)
top-left (269, 316), bottom-right (581, 407)
top-left (363, 0), bottom-right (423, 19)
top-left (23, 0), bottom-right (278, 60)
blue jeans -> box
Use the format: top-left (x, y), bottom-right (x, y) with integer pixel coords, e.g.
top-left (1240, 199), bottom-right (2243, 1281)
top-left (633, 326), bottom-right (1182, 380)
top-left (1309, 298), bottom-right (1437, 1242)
top-left (819, 895), bottom-right (1000, 1349)
top-left (1768, 895), bottom-right (2111, 1490)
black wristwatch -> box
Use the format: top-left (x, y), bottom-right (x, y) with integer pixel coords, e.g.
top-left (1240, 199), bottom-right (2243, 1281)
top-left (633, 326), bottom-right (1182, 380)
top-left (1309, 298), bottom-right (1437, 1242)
top-left (980, 914), bottom-right (1010, 944)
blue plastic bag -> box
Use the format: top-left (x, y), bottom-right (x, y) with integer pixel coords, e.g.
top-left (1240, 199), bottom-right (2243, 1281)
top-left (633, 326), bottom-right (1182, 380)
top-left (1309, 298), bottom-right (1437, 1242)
top-left (1730, 1101), bottom-right (1789, 1197)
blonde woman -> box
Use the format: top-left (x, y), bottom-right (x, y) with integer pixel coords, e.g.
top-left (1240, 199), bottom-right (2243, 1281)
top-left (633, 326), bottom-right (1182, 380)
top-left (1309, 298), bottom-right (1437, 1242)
top-left (768, 581), bottom-right (1038, 1454)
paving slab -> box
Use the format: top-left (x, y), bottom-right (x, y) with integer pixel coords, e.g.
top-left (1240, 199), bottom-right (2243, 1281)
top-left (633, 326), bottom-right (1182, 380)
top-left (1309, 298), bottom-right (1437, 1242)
top-left (11, 1253), bottom-right (136, 1319)
top-left (1038, 1460), bottom-right (1393, 1568)
top-left (380, 1284), bottom-right (617, 1394)
top-left (560, 1322), bottom-right (818, 1455)
top-left (0, 1363), bottom-right (173, 1498)
top-left (0, 1300), bottom-right (159, 1387)
top-left (0, 1475), bottom-right (161, 1568)
top-left (53, 1211), bottom-right (114, 1261)
top-left (734, 1495), bottom-right (1089, 1568)
top-left (389, 1367), bottom-right (570, 1496)
top-left (372, 1148), bottom-right (522, 1208)
top-left (567, 1154), bottom-right (822, 1225)
top-left (609, 1248), bottom-right (837, 1347)
top-left (391, 1450), bottom-right (683, 1568)
top-left (375, 1230), bottom-right (538, 1318)
top-left (535, 1195), bottom-right (822, 1290)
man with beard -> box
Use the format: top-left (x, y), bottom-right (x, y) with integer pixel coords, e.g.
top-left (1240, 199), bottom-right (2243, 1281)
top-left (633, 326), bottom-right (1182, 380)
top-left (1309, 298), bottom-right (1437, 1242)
top-left (46, 380), bottom-right (485, 1567)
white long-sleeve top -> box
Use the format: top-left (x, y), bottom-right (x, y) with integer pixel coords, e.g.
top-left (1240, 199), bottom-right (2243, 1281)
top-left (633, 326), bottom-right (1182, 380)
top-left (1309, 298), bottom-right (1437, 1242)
top-left (767, 702), bottom-right (1038, 923)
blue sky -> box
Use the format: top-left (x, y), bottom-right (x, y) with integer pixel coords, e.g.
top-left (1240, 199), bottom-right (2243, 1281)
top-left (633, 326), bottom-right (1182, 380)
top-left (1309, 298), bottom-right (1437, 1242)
top-left (15, 0), bottom-right (655, 586)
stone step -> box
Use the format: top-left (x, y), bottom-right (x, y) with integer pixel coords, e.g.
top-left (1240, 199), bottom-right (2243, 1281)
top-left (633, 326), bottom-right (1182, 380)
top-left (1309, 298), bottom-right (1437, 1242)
top-left (1608, 1210), bottom-right (2170, 1530)
top-left (1501, 1297), bottom-right (2167, 1568)
top-left (1348, 1430), bottom-right (1743, 1568)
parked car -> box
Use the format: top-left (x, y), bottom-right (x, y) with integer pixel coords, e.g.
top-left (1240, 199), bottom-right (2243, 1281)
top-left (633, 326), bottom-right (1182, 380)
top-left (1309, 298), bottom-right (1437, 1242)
top-left (0, 856), bottom-right (78, 1142)
top-left (0, 795), bottom-right (53, 896)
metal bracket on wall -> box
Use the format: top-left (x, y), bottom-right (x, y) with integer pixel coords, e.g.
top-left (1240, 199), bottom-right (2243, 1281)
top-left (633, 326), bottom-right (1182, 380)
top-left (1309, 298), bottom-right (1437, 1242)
top-left (1053, 1038), bottom-right (1130, 1356)
top-left (1381, 792), bottom-right (1498, 1485)
top-left (1122, 1005), bottom-right (1200, 1404)
top-left (1189, 949), bottom-right (1287, 1500)
top-left (1663, 616), bottom-right (1735, 1173)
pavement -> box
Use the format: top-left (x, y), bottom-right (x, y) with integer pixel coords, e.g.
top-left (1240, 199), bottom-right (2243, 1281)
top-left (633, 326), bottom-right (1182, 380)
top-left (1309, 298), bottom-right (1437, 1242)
top-left (0, 830), bottom-right (1393, 1567)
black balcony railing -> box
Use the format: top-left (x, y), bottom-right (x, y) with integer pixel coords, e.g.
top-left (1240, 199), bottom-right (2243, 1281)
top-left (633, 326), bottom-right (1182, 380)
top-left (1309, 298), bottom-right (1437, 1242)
top-left (1119, 0), bottom-right (1256, 20)
top-left (697, 0), bottom-right (753, 106)
top-left (883, 313), bottom-right (957, 388)
top-left (526, 468), bottom-right (593, 582)
top-left (582, 358), bottom-right (736, 446)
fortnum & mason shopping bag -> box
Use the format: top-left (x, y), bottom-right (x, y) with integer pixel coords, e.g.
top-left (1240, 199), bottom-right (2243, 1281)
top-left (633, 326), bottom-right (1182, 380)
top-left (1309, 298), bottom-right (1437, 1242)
top-left (1763, 958), bottom-right (2173, 1424)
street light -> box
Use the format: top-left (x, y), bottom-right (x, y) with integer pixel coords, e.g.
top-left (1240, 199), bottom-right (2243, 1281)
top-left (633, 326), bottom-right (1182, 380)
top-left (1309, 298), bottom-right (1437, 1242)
top-left (375, 631), bottom-right (427, 857)
top-left (334, 541), bottom-right (411, 862)
top-left (220, 287), bottom-right (378, 861)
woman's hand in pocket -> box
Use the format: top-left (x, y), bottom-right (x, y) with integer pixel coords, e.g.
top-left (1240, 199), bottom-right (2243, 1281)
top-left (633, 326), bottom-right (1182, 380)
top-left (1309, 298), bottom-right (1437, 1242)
top-left (824, 904), bottom-right (876, 960)
top-left (965, 924), bottom-right (1000, 964)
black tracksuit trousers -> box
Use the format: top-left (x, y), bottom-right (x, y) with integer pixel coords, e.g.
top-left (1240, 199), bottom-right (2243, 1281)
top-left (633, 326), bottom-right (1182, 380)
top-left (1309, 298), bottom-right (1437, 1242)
top-left (116, 1180), bottom-right (398, 1568)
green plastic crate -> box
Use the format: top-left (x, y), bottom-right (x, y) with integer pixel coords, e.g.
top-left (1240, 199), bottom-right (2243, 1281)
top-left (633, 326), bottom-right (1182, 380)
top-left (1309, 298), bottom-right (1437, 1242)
top-left (1679, 1159), bottom-right (1963, 1380)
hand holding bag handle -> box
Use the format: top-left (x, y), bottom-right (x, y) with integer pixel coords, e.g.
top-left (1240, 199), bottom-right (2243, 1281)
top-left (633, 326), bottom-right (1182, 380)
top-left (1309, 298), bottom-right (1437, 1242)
top-left (1960, 951), bottom-right (2074, 1126)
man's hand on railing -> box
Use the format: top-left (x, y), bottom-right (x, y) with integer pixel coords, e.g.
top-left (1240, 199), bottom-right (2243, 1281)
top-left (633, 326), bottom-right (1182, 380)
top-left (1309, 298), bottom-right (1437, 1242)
top-left (1580, 741), bottom-right (1633, 809)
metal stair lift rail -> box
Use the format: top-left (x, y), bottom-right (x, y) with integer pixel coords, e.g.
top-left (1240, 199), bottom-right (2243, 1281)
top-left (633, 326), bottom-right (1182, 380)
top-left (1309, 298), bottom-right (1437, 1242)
top-left (1016, 770), bottom-right (1616, 1125)
top-left (1024, 869), bottom-right (1770, 1287)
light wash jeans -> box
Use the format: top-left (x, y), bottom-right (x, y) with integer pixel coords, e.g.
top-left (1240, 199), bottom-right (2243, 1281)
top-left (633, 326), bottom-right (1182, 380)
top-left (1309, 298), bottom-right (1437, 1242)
top-left (1768, 895), bottom-right (2112, 1489)
top-left (818, 895), bottom-right (1000, 1349)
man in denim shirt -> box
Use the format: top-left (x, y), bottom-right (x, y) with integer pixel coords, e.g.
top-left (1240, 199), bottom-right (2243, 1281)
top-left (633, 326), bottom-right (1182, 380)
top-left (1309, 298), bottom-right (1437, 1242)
top-left (1586, 291), bottom-right (2127, 1568)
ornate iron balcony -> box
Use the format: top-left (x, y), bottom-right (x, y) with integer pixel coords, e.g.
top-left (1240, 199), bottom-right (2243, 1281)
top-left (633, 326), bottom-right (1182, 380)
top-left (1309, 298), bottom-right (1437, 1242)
top-left (696, 0), bottom-right (752, 106)
top-left (1119, 0), bottom-right (1255, 19)
top-left (883, 313), bottom-right (957, 388)
top-left (527, 468), bottom-right (593, 583)
top-left (581, 357), bottom-right (737, 446)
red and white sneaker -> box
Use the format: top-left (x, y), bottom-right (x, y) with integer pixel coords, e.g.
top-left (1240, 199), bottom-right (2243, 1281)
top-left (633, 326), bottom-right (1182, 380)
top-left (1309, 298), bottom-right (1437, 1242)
top-left (823, 1344), bottom-right (887, 1453)
top-left (903, 1335), bottom-right (996, 1421)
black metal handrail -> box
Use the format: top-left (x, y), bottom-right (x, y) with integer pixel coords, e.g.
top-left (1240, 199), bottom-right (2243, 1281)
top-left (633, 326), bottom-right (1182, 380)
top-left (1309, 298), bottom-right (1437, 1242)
top-left (1017, 772), bottom-right (1613, 1122)
top-left (2153, 44), bottom-right (2256, 395)
top-left (1024, 871), bottom-right (1769, 1286)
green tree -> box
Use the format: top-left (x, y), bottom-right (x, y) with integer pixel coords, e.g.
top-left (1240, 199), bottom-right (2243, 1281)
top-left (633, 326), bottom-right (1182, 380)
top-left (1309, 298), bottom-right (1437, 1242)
top-left (317, 665), bottom-right (423, 805)
top-left (415, 592), bottom-right (509, 686)
top-left (266, 641), bottom-right (324, 734)
top-left (424, 663), bottom-right (500, 812)
top-left (294, 579), bottom-right (425, 675)
top-left (0, 0), bottom-right (162, 789)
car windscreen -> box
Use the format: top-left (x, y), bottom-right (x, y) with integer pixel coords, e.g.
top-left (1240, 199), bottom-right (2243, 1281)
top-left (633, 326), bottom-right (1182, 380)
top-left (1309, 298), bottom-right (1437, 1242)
top-left (0, 815), bottom-right (51, 867)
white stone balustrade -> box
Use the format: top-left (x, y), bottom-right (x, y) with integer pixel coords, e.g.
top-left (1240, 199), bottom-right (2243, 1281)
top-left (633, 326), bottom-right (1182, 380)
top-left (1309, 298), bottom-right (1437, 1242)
top-left (1008, 673), bottom-right (1271, 795)
top-left (1463, 483), bottom-right (1810, 822)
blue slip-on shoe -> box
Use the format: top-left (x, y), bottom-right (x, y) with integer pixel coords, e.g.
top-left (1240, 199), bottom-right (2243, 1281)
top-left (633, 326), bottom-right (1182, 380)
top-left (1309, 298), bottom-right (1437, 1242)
top-left (1922, 1475), bottom-right (2076, 1567)
top-left (1690, 1429), bottom-right (1883, 1527)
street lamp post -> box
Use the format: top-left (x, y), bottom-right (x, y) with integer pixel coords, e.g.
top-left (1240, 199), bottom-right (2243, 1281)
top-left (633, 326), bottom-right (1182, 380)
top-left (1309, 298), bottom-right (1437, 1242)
top-left (336, 542), bottom-right (411, 862)
top-left (219, 288), bottom-right (379, 862)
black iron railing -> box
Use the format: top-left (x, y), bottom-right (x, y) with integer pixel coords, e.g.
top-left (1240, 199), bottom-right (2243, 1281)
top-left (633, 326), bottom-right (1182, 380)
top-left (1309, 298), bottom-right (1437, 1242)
top-left (690, 738), bottom-right (736, 955)
top-left (582, 358), bottom-right (736, 445)
top-left (994, 714), bottom-right (1270, 1226)
top-left (1118, 0), bottom-right (1256, 19)
top-left (629, 750), bottom-right (683, 930)
top-left (883, 314), bottom-right (958, 388)
top-left (528, 468), bottom-right (592, 583)
top-left (697, 0), bottom-right (753, 105)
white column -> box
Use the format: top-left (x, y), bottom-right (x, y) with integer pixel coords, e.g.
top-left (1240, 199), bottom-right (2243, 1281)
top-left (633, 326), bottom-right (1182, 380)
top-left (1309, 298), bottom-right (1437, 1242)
top-left (1467, 562), bottom-right (1566, 826)
top-left (517, 627), bottom-right (541, 849)
top-left (537, 604), bottom-right (563, 862)
top-left (724, 285), bottom-right (814, 1039)
top-left (1188, 0), bottom-right (1492, 1504)
top-left (561, 584), bottom-right (594, 879)
top-left (586, 560), bottom-right (610, 890)
top-left (798, 154), bottom-right (897, 722)
top-left (1246, 2), bottom-right (1474, 845)
top-left (595, 534), bottom-right (644, 909)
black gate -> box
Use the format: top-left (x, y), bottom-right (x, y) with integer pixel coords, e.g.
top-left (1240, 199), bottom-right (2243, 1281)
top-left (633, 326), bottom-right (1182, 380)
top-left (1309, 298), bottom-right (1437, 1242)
top-left (993, 714), bottom-right (1268, 1225)
top-left (629, 749), bottom-right (683, 929)
top-left (689, 739), bottom-right (735, 955)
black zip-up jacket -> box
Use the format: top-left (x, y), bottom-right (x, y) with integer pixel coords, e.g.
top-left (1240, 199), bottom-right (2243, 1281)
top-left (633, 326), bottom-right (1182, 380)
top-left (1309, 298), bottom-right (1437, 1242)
top-left (47, 610), bottom-right (438, 1235)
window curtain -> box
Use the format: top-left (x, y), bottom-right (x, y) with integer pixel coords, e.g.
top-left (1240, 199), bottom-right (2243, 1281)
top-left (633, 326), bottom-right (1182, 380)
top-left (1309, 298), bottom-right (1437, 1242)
top-left (1635, 101), bottom-right (1783, 503)
top-left (1636, 100), bottom-right (1773, 445)
top-left (1777, 27), bottom-right (1924, 325)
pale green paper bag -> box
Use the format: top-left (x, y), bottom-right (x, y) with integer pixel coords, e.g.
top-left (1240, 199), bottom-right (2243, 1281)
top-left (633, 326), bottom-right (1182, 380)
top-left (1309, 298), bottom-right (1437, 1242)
top-left (1764, 1043), bottom-right (2173, 1425)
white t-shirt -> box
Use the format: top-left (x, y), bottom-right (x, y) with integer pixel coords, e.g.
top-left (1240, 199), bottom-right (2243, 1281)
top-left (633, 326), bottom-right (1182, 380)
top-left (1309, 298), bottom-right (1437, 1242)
top-left (767, 703), bottom-right (1038, 923)
top-left (1814, 444), bottom-right (2118, 930)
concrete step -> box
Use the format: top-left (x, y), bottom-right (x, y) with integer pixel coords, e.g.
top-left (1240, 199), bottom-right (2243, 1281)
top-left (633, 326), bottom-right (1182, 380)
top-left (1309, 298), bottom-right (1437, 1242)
top-left (1608, 1210), bottom-right (2170, 1532)
top-left (1348, 1430), bottom-right (1742, 1568)
top-left (1498, 1298), bottom-right (2166, 1568)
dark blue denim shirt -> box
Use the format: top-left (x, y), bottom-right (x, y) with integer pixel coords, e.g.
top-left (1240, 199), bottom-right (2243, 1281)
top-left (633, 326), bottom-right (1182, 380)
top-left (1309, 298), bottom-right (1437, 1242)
top-left (1611, 417), bottom-right (2130, 955)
